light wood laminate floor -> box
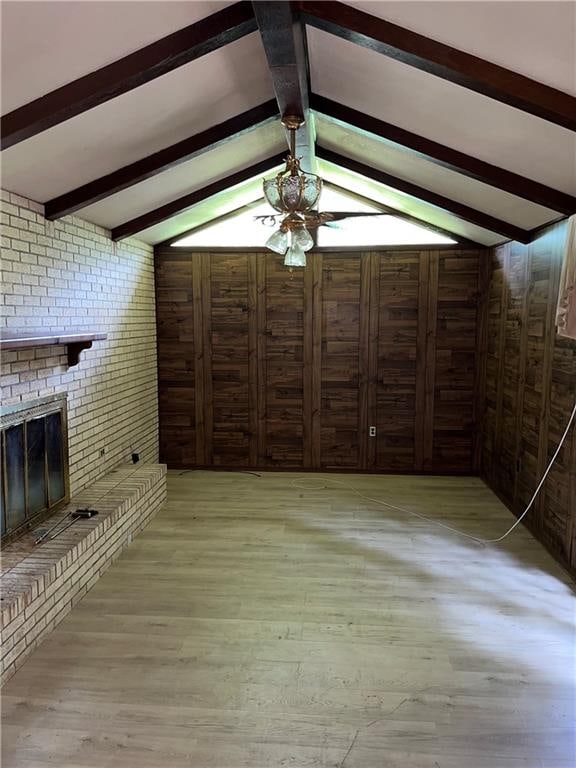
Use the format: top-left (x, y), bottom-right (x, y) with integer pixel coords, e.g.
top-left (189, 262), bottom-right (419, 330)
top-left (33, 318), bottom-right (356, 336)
top-left (2, 471), bottom-right (575, 767)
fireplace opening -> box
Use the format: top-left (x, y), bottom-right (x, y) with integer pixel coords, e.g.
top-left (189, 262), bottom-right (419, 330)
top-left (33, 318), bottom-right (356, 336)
top-left (1, 394), bottom-right (69, 544)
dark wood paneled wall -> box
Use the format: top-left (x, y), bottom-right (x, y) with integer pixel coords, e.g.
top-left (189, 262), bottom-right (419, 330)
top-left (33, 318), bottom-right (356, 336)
top-left (156, 248), bottom-right (482, 473)
top-left (480, 220), bottom-right (576, 572)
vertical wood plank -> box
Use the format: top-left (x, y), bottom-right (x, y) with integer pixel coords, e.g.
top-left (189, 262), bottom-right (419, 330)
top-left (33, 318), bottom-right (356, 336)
top-left (512, 246), bottom-right (533, 507)
top-left (497, 242), bottom-right (532, 498)
top-left (536, 250), bottom-right (563, 527)
top-left (265, 256), bottom-right (305, 466)
top-left (210, 254), bottom-right (250, 466)
top-left (155, 250), bottom-right (195, 468)
top-left (422, 251), bottom-right (439, 470)
top-left (201, 253), bottom-right (213, 465)
top-left (192, 255), bottom-right (206, 465)
top-left (320, 254), bottom-right (362, 468)
top-left (358, 253), bottom-right (371, 469)
top-left (311, 253), bottom-right (323, 468)
top-left (303, 253), bottom-right (323, 468)
top-left (568, 429), bottom-right (576, 566)
top-left (256, 255), bottom-right (268, 465)
top-left (473, 253), bottom-right (491, 472)
top-left (415, 253), bottom-right (430, 470)
top-left (377, 252), bottom-right (425, 471)
top-left (434, 251), bottom-right (481, 472)
top-left (303, 259), bottom-right (314, 468)
top-left (493, 243), bottom-right (511, 472)
top-left (248, 254), bottom-right (259, 467)
top-left (367, 252), bottom-right (381, 469)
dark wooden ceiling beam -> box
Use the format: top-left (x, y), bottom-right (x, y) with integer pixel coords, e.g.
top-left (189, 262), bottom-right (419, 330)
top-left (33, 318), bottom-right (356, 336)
top-left (311, 94), bottom-right (576, 215)
top-left (299, 1), bottom-right (576, 132)
top-left (111, 152), bottom-right (286, 241)
top-left (1, 2), bottom-right (257, 150)
top-left (317, 146), bottom-right (531, 243)
top-left (44, 100), bottom-right (279, 219)
top-left (252, 1), bottom-right (314, 170)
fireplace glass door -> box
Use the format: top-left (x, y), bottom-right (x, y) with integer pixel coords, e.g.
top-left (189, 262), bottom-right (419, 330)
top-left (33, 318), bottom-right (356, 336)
top-left (1, 395), bottom-right (69, 543)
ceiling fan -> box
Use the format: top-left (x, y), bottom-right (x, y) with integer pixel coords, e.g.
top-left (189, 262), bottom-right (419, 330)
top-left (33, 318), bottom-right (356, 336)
top-left (259, 116), bottom-right (388, 267)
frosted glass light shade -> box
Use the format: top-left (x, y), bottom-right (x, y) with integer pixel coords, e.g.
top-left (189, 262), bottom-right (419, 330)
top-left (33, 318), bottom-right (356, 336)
top-left (284, 243), bottom-right (306, 268)
top-left (291, 226), bottom-right (313, 252)
top-left (265, 228), bottom-right (289, 254)
top-left (263, 173), bottom-right (322, 213)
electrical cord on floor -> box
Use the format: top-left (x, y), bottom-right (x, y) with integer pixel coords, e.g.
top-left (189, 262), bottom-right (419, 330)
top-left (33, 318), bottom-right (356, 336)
top-left (179, 469), bottom-right (262, 477)
top-left (290, 399), bottom-right (576, 547)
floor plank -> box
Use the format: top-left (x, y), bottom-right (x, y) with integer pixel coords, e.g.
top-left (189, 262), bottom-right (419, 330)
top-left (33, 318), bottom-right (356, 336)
top-left (2, 471), bottom-right (575, 767)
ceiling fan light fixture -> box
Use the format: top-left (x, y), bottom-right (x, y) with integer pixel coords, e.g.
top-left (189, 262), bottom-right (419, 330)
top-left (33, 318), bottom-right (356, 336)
top-left (263, 116), bottom-right (322, 215)
top-left (260, 118), bottom-right (389, 264)
top-left (263, 171), bottom-right (322, 213)
top-left (265, 227), bottom-right (289, 255)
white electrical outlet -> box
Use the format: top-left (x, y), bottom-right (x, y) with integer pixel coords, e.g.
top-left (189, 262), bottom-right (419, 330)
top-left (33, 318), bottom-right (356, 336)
top-left (369, 426), bottom-right (376, 437)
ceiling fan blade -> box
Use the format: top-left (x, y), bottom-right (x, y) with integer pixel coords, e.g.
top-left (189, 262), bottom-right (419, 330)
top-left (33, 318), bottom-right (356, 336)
top-left (320, 211), bottom-right (390, 221)
top-left (316, 212), bottom-right (390, 228)
top-left (254, 210), bottom-right (390, 231)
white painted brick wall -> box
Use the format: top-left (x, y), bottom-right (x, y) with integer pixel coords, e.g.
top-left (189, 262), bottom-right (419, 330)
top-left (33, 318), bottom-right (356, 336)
top-left (0, 189), bottom-right (159, 493)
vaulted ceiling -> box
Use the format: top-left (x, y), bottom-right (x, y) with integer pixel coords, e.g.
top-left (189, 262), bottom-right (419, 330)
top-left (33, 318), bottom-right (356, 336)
top-left (1, 1), bottom-right (575, 247)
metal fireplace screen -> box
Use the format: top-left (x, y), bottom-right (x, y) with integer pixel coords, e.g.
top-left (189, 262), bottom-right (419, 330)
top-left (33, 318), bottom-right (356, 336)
top-left (0, 394), bottom-right (69, 544)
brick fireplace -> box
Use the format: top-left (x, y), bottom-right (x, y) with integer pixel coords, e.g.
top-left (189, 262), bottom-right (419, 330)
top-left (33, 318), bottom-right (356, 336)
top-left (0, 189), bottom-right (165, 683)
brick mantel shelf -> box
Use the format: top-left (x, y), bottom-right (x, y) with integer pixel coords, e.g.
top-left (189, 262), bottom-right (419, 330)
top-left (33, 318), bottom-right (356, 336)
top-left (0, 331), bottom-right (107, 368)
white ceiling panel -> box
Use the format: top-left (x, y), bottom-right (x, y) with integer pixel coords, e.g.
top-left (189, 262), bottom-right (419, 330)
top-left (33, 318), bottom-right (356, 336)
top-left (137, 168), bottom-right (282, 245)
top-left (308, 28), bottom-right (576, 195)
top-left (1, 1), bottom-right (233, 113)
top-left (315, 114), bottom-right (560, 229)
top-left (1, 33), bottom-right (274, 203)
top-left (318, 158), bottom-right (503, 247)
top-left (2, 1), bottom-right (572, 249)
top-left (81, 122), bottom-right (286, 229)
top-left (348, 1), bottom-right (576, 96)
